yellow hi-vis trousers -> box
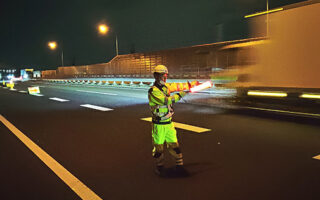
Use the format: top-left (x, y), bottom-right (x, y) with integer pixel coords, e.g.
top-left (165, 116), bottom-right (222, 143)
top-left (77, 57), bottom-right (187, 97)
top-left (152, 123), bottom-right (183, 166)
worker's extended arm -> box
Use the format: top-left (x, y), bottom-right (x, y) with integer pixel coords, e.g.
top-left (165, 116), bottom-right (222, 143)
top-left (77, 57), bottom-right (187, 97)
top-left (166, 81), bottom-right (200, 92)
top-left (149, 88), bottom-right (186, 105)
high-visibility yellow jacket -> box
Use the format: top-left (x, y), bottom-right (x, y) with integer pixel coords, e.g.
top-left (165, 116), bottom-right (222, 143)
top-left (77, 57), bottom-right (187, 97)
top-left (148, 82), bottom-right (184, 124)
top-left (148, 81), bottom-right (200, 124)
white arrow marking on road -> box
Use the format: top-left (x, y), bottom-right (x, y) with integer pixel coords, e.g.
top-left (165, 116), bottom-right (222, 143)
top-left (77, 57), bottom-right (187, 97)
top-left (0, 114), bottom-right (102, 200)
top-left (80, 104), bottom-right (113, 111)
top-left (76, 90), bottom-right (117, 96)
top-left (49, 97), bottom-right (70, 102)
top-left (141, 117), bottom-right (211, 133)
top-left (313, 155), bottom-right (320, 160)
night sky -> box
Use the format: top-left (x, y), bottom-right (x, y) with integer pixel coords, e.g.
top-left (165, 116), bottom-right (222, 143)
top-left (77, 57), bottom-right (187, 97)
top-left (0, 0), bottom-right (305, 70)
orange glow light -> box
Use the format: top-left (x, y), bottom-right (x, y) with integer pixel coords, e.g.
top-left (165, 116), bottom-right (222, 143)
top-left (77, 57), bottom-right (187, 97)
top-left (98, 24), bottom-right (109, 35)
top-left (48, 42), bottom-right (57, 50)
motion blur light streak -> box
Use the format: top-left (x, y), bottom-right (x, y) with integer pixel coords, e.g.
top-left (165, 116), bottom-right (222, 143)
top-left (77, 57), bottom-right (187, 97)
top-left (300, 94), bottom-right (320, 99)
top-left (247, 90), bottom-right (287, 97)
top-left (313, 155), bottom-right (320, 160)
top-left (244, 7), bottom-right (284, 18)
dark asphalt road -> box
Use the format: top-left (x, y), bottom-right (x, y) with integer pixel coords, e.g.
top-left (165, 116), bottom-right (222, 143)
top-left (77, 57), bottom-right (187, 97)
top-left (1, 80), bottom-right (320, 200)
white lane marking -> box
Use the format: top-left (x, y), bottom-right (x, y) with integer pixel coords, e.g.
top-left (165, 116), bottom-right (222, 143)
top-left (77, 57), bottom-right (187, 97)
top-left (0, 114), bottom-right (102, 200)
top-left (246, 107), bottom-right (320, 118)
top-left (80, 104), bottom-right (113, 111)
top-left (49, 97), bottom-right (70, 102)
top-left (76, 90), bottom-right (117, 96)
top-left (19, 91), bottom-right (28, 93)
top-left (30, 94), bottom-right (44, 96)
top-left (141, 117), bottom-right (211, 133)
top-left (10, 89), bottom-right (17, 91)
top-left (313, 155), bottom-right (320, 160)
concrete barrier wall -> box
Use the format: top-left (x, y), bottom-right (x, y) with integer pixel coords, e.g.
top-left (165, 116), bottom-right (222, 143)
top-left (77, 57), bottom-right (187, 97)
top-left (42, 38), bottom-right (262, 79)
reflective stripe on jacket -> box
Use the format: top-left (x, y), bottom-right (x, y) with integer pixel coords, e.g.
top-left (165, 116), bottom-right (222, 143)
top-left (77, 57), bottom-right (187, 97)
top-left (148, 82), bottom-right (182, 124)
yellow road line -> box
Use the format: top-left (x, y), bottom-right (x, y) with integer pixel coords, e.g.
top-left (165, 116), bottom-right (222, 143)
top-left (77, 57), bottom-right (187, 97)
top-left (0, 115), bottom-right (102, 200)
top-left (313, 155), bottom-right (320, 160)
top-left (141, 117), bottom-right (211, 133)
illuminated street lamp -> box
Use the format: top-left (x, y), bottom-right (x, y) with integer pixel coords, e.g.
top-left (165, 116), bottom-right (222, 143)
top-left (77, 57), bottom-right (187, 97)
top-left (48, 41), bottom-right (64, 67)
top-left (98, 24), bottom-right (109, 35)
top-left (98, 23), bottom-right (119, 56)
top-left (48, 41), bottom-right (57, 50)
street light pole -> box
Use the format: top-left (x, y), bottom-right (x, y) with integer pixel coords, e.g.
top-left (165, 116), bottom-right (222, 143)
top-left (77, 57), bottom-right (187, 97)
top-left (244, 0), bottom-right (284, 37)
top-left (98, 24), bottom-right (119, 57)
top-left (61, 49), bottom-right (64, 66)
top-left (48, 41), bottom-right (64, 67)
top-left (115, 35), bottom-right (119, 56)
top-left (266, 0), bottom-right (269, 37)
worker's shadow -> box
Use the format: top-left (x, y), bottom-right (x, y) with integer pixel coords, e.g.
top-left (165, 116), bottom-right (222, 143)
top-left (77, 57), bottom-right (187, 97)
top-left (164, 162), bottom-right (216, 178)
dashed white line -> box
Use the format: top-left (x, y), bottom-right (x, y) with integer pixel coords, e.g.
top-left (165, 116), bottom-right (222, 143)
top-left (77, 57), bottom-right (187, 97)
top-left (80, 104), bottom-right (113, 111)
top-left (19, 91), bottom-right (28, 93)
top-left (30, 94), bottom-right (44, 96)
top-left (76, 90), bottom-right (117, 96)
top-left (49, 97), bottom-right (70, 102)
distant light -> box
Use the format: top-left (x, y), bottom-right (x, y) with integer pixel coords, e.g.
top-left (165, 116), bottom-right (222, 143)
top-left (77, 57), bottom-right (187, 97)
top-left (98, 24), bottom-right (109, 35)
top-left (300, 93), bottom-right (320, 99)
top-left (48, 41), bottom-right (57, 50)
top-left (247, 90), bottom-right (287, 97)
top-left (7, 74), bottom-right (14, 79)
top-left (244, 8), bottom-right (283, 18)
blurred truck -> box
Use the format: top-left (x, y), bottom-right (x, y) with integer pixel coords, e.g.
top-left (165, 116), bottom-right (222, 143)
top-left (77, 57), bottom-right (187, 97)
top-left (212, 1), bottom-right (320, 113)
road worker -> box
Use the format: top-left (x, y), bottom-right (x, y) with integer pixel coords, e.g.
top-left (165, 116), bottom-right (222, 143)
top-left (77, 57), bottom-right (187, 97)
top-left (148, 64), bottom-right (189, 177)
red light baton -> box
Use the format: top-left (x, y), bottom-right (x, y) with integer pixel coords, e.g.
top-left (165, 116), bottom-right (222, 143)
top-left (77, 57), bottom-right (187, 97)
top-left (190, 81), bottom-right (213, 93)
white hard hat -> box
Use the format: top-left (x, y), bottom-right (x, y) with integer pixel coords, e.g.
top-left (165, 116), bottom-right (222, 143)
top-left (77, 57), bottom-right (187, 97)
top-left (154, 65), bottom-right (168, 74)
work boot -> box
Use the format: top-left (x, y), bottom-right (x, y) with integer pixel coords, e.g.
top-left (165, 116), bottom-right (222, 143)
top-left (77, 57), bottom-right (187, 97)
top-left (175, 165), bottom-right (189, 177)
top-left (154, 165), bottom-right (166, 177)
